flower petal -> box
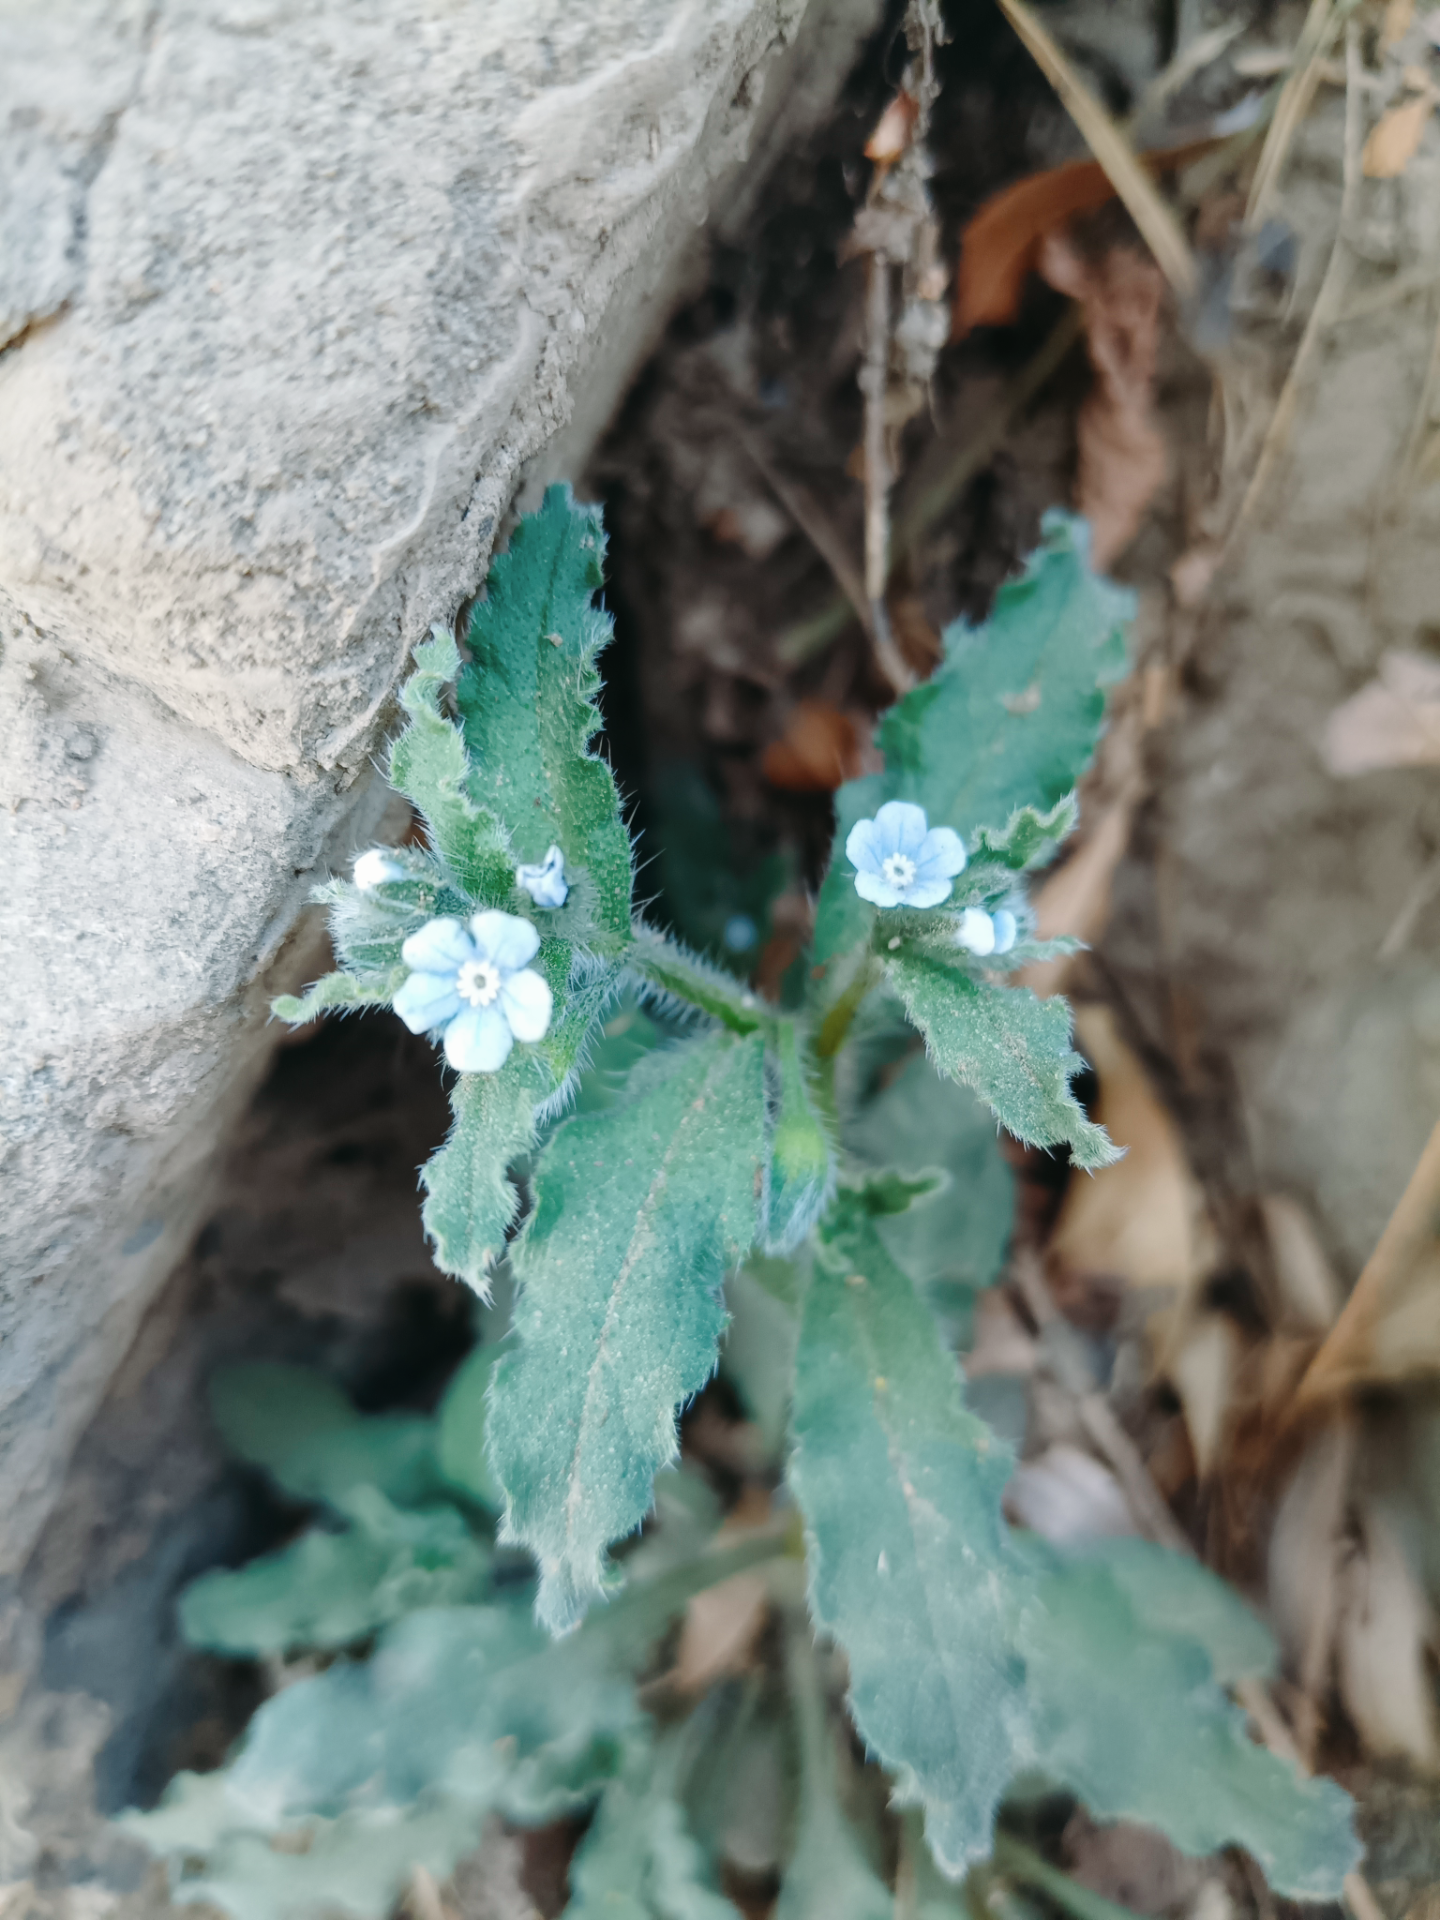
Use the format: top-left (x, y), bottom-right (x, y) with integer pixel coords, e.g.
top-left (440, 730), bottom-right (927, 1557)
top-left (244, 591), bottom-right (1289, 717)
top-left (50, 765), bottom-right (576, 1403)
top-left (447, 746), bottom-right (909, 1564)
top-left (855, 869), bottom-right (905, 909)
top-left (845, 815), bottom-right (886, 875)
top-left (402, 918), bottom-right (475, 975)
top-left (913, 825), bottom-right (967, 882)
top-left (499, 967), bottom-right (553, 1043)
top-left (993, 909), bottom-right (1018, 954)
top-left (393, 971), bottom-right (464, 1034)
top-left (955, 908), bottom-right (996, 956)
top-left (905, 877), bottom-right (956, 909)
top-left (469, 909), bottom-right (541, 973)
top-left (443, 1003), bottom-right (514, 1074)
top-left (873, 800), bottom-right (930, 858)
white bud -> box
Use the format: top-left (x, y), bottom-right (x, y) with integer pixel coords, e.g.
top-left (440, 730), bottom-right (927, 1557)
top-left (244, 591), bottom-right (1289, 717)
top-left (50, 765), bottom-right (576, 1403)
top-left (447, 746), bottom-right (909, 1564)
top-left (516, 844), bottom-right (568, 909)
top-left (954, 907), bottom-right (996, 957)
top-left (353, 848), bottom-right (406, 890)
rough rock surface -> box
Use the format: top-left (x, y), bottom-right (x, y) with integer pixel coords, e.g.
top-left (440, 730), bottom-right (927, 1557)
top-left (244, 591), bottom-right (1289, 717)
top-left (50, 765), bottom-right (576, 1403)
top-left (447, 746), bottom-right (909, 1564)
top-left (0, 0), bottom-right (879, 1573)
top-left (1108, 93), bottom-right (1440, 1278)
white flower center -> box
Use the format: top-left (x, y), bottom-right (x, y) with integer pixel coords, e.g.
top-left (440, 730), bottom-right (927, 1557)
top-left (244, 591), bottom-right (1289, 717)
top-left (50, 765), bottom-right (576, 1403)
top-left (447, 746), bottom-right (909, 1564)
top-left (881, 852), bottom-right (917, 890)
top-left (456, 958), bottom-right (502, 1008)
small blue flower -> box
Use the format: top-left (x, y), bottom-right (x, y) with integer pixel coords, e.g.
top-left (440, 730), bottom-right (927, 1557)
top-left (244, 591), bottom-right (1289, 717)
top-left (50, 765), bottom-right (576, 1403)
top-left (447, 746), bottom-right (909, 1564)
top-left (993, 908), bottom-right (1018, 954)
top-left (516, 844), bottom-right (568, 908)
top-left (846, 800), bottom-right (967, 909)
top-left (353, 848), bottom-right (407, 891)
top-left (393, 911), bottom-right (552, 1073)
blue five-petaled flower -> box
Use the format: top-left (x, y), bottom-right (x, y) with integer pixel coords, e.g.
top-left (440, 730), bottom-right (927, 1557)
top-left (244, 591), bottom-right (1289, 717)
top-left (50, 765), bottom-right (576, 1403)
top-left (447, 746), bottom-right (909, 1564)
top-left (393, 911), bottom-right (552, 1073)
top-left (846, 800), bottom-right (967, 909)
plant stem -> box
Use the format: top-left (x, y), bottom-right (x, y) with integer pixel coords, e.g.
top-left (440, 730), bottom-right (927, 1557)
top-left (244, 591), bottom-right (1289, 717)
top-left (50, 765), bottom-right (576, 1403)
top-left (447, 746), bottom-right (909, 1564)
top-left (814, 951), bottom-right (883, 1061)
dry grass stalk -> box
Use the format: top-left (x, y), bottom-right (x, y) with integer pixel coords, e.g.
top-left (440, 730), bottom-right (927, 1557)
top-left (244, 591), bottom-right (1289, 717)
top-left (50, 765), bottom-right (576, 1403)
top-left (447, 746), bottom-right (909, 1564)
top-left (1245, 0), bottom-right (1346, 231)
top-left (1298, 1117), bottom-right (1440, 1401)
top-left (994, 0), bottom-right (1198, 300)
top-left (1229, 21), bottom-right (1362, 536)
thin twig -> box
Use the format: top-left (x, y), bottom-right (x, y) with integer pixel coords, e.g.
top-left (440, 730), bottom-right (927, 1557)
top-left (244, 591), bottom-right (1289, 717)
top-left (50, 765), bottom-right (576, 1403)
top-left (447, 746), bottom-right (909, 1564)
top-left (863, 253), bottom-right (892, 607)
top-left (776, 309), bottom-right (1083, 668)
top-left (996, 0), bottom-right (1198, 299)
top-left (1334, 268), bottom-right (1440, 326)
top-left (1391, 294), bottom-right (1440, 501)
top-left (1130, 19), bottom-right (1246, 137)
top-left (1378, 850), bottom-right (1440, 958)
top-left (1298, 1113), bottom-right (1440, 1402)
top-left (1245, 0), bottom-right (1345, 231)
top-left (861, 253), bottom-right (915, 694)
top-left (737, 428), bottom-right (872, 635)
top-left (1228, 21), bottom-right (1362, 539)
top-left (1076, 1394), bottom-right (1196, 1555)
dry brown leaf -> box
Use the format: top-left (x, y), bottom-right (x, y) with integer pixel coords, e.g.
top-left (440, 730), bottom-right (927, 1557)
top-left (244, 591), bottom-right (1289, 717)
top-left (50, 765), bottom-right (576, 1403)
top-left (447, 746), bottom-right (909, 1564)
top-left (865, 91), bottom-right (919, 166)
top-left (995, 0), bottom-right (1198, 300)
top-left (965, 1287), bottom-right (1038, 1378)
top-left (1233, 46), bottom-right (1296, 79)
top-left (953, 135), bottom-right (1217, 338)
top-left (1166, 1313), bottom-right (1242, 1479)
top-left (1062, 1812), bottom-right (1210, 1917)
top-left (1337, 1509), bottom-right (1440, 1768)
top-left (1170, 543), bottom-right (1223, 610)
top-left (1038, 232), bottom-right (1169, 570)
top-left (1384, 0), bottom-right (1417, 50)
top-left (760, 700), bottom-right (863, 792)
top-left (1364, 90), bottom-right (1435, 176)
top-left (670, 1570), bottom-right (770, 1695)
top-left (1322, 649), bottom-right (1440, 774)
top-left (669, 1485), bottom-right (775, 1694)
top-left (1261, 1193), bottom-right (1344, 1333)
top-left (1048, 1004), bottom-right (1216, 1297)
top-left (1299, 1118), bottom-right (1440, 1400)
top-left (1267, 1422), bottom-right (1354, 1733)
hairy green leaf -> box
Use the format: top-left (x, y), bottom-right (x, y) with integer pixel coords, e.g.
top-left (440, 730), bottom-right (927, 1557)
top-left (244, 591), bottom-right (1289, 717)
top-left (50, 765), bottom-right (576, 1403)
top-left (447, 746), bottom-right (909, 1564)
top-left (437, 1343), bottom-right (505, 1509)
top-left (456, 484), bottom-right (633, 947)
top-left (844, 1052), bottom-right (1012, 1308)
top-left (815, 513), bottom-right (1130, 963)
top-left (765, 1021), bottom-right (835, 1253)
top-left (389, 624), bottom-right (513, 903)
top-left (123, 1781), bottom-right (486, 1920)
top-left (126, 1541), bottom-right (785, 1920)
top-left (208, 1364), bottom-right (442, 1510)
top-left (887, 955), bottom-right (1117, 1170)
top-left (789, 1196), bottom-right (1023, 1874)
top-left (1068, 1535), bottom-right (1275, 1686)
top-left (1019, 1548), bottom-right (1359, 1898)
top-left (566, 1741), bottom-right (739, 1920)
top-left (775, 1622), bottom-right (891, 1920)
top-left (271, 964), bottom-right (406, 1027)
top-left (178, 1492), bottom-right (489, 1656)
top-left (971, 794), bottom-right (1079, 874)
top-left (787, 1210), bottom-right (1357, 1894)
top-left (721, 1264), bottom-right (800, 1461)
top-left (421, 1058), bottom-right (539, 1293)
top-left (490, 1030), bottom-right (767, 1632)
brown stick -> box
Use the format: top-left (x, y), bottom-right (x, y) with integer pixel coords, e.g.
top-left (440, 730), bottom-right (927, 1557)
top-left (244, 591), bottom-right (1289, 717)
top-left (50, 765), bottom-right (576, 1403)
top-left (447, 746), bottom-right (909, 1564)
top-left (1297, 1115), bottom-right (1440, 1401)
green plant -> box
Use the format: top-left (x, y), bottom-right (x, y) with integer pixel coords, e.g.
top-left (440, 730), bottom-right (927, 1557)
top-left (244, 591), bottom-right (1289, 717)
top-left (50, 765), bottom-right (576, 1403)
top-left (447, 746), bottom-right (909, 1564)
top-left (125, 489), bottom-right (1357, 1918)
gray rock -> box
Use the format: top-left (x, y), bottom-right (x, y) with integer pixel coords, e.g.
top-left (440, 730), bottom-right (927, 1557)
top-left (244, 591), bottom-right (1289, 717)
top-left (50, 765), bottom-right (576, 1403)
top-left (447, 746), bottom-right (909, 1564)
top-left (0, 0), bottom-right (879, 1573)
